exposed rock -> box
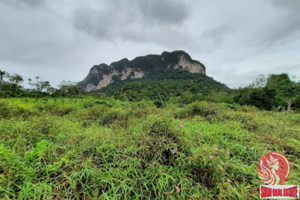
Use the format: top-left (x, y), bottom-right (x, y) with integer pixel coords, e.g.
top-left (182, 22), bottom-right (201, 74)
top-left (78, 50), bottom-right (205, 92)
top-left (177, 55), bottom-right (205, 73)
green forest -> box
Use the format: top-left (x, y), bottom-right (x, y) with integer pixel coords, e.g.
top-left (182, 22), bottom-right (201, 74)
top-left (0, 69), bottom-right (300, 199)
top-left (1, 70), bottom-right (300, 111)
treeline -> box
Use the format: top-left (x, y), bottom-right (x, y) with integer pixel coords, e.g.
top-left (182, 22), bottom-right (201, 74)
top-left (0, 69), bottom-right (299, 111)
top-left (0, 70), bottom-right (81, 97)
top-left (234, 74), bottom-right (300, 111)
top-left (101, 70), bottom-right (229, 103)
top-left (103, 72), bottom-right (300, 111)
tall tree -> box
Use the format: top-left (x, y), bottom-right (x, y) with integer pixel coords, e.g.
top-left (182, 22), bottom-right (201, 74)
top-left (9, 74), bottom-right (24, 85)
top-left (266, 73), bottom-right (300, 111)
top-left (9, 74), bottom-right (24, 92)
top-left (59, 80), bottom-right (80, 96)
top-left (40, 81), bottom-right (51, 92)
top-left (0, 70), bottom-right (6, 92)
top-left (28, 78), bottom-right (33, 88)
top-left (249, 74), bottom-right (267, 88)
top-left (32, 76), bottom-right (44, 92)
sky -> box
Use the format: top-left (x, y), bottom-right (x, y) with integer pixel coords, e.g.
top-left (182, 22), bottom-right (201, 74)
top-left (0, 0), bottom-right (300, 88)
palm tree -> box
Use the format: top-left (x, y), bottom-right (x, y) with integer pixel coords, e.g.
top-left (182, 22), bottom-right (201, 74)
top-left (35, 76), bottom-right (41, 91)
top-left (0, 70), bottom-right (6, 92)
top-left (10, 74), bottom-right (24, 86)
top-left (9, 74), bottom-right (24, 92)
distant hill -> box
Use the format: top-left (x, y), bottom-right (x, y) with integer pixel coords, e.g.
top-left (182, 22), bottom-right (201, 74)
top-left (78, 50), bottom-right (229, 99)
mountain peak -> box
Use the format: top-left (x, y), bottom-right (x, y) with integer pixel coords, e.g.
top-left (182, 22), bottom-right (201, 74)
top-left (78, 50), bottom-right (206, 92)
top-left (161, 50), bottom-right (190, 57)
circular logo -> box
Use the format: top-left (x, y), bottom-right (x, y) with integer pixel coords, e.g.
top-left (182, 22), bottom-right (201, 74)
top-left (257, 152), bottom-right (290, 185)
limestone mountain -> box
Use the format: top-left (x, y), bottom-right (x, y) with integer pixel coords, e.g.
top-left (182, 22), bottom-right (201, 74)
top-left (78, 50), bottom-right (206, 92)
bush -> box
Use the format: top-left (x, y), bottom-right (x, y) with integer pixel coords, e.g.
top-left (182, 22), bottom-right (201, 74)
top-left (234, 87), bottom-right (277, 110)
top-left (36, 104), bottom-right (76, 116)
top-left (75, 106), bottom-right (128, 126)
top-left (175, 101), bottom-right (227, 118)
top-left (135, 119), bottom-right (188, 166)
top-left (0, 101), bottom-right (39, 119)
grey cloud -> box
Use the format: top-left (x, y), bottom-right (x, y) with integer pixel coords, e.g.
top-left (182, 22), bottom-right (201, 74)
top-left (73, 7), bottom-right (113, 38)
top-left (1, 0), bottom-right (44, 8)
top-left (137, 0), bottom-right (189, 25)
top-left (273, 0), bottom-right (300, 11)
top-left (201, 25), bottom-right (235, 53)
top-left (72, 0), bottom-right (190, 41)
top-left (262, 0), bottom-right (300, 45)
top-left (0, 0), bottom-right (300, 89)
top-left (72, 1), bottom-right (136, 39)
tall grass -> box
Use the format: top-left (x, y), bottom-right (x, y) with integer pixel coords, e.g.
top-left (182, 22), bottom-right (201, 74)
top-left (0, 98), bottom-right (299, 199)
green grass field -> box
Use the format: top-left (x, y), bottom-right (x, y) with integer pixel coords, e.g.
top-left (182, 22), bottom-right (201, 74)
top-left (0, 98), bottom-right (299, 199)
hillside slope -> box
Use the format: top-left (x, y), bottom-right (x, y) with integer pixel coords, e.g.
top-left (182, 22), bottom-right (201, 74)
top-left (101, 70), bottom-right (229, 101)
top-left (78, 50), bottom-right (206, 92)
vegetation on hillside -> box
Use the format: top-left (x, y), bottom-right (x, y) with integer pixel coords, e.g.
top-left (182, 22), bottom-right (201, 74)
top-left (1, 68), bottom-right (299, 111)
top-left (101, 70), bottom-right (229, 102)
top-left (0, 98), bottom-right (299, 199)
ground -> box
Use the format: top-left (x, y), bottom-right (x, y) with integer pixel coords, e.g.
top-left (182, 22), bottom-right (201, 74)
top-left (0, 98), bottom-right (299, 199)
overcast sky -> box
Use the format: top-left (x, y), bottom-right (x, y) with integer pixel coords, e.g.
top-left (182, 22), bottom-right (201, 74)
top-left (1, 0), bottom-right (300, 88)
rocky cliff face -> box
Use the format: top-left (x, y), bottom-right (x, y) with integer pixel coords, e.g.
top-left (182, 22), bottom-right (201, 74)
top-left (78, 50), bottom-right (206, 92)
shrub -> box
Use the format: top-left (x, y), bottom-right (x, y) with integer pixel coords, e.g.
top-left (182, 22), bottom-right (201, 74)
top-left (36, 104), bottom-right (75, 116)
top-left (175, 101), bottom-right (227, 118)
top-left (76, 106), bottom-right (128, 126)
top-left (0, 101), bottom-right (38, 119)
top-left (135, 119), bottom-right (190, 167)
top-left (237, 105), bottom-right (259, 112)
